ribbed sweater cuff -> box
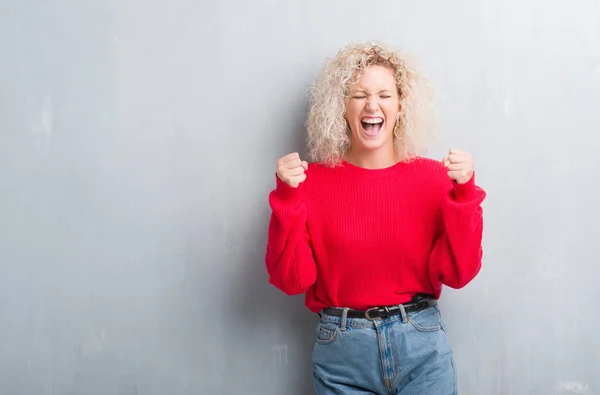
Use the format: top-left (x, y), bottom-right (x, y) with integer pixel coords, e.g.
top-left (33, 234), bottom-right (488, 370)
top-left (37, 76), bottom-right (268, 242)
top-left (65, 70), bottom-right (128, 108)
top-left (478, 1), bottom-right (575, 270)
top-left (273, 174), bottom-right (303, 203)
top-left (452, 172), bottom-right (476, 202)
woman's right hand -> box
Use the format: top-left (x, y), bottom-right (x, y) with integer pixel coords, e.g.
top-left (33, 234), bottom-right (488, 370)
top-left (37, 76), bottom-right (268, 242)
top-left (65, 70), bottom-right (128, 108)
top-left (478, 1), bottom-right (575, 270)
top-left (276, 152), bottom-right (308, 188)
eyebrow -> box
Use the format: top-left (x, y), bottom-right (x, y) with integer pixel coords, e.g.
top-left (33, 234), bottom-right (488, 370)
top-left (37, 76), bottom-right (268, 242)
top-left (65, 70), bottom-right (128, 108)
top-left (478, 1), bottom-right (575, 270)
top-left (353, 89), bottom-right (393, 94)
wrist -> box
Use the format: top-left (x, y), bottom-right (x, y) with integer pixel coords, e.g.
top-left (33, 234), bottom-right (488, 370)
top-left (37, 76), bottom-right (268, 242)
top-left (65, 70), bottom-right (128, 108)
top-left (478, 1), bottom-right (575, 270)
top-left (274, 173), bottom-right (303, 202)
top-left (452, 173), bottom-right (476, 201)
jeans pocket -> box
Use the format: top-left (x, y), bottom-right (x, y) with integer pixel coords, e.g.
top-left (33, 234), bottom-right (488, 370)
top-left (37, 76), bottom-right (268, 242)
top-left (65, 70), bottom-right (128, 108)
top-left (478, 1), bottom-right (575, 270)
top-left (315, 321), bottom-right (339, 345)
top-left (407, 306), bottom-right (442, 332)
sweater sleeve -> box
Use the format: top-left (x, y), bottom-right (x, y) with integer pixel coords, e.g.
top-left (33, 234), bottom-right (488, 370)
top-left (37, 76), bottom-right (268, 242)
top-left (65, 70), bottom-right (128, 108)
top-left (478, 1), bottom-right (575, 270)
top-left (428, 174), bottom-right (486, 291)
top-left (265, 175), bottom-right (317, 295)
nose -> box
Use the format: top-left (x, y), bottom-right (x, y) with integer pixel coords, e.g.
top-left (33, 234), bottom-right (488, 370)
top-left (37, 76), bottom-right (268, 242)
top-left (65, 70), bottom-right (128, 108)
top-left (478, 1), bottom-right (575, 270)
top-left (365, 95), bottom-right (379, 112)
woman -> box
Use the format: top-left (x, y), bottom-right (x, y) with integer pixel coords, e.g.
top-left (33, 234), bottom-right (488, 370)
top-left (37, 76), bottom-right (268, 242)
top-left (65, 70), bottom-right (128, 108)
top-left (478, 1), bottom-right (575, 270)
top-left (265, 41), bottom-right (486, 395)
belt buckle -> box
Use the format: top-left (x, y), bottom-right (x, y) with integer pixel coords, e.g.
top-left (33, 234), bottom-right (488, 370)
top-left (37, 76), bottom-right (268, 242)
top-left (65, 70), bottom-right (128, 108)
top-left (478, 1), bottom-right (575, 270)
top-left (364, 307), bottom-right (382, 320)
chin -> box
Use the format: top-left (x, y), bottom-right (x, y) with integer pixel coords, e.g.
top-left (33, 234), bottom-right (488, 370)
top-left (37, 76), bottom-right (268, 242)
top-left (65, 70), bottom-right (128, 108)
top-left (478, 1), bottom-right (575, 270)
top-left (357, 132), bottom-right (391, 151)
top-left (359, 141), bottom-right (386, 151)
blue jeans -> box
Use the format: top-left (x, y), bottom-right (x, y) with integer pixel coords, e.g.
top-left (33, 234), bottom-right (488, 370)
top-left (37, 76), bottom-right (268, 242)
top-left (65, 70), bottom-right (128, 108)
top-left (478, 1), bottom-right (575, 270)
top-left (312, 305), bottom-right (457, 395)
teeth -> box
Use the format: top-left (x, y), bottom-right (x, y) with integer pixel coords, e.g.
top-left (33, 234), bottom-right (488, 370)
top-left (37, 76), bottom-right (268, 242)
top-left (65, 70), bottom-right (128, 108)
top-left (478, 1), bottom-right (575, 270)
top-left (362, 118), bottom-right (383, 124)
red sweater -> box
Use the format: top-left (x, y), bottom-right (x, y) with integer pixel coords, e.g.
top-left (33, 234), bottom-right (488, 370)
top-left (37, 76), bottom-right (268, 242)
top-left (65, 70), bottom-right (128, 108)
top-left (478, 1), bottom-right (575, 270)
top-left (265, 157), bottom-right (486, 313)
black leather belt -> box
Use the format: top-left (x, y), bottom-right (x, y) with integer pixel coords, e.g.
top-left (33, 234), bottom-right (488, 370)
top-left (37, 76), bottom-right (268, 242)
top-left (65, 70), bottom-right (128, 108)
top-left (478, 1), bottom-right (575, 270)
top-left (322, 297), bottom-right (437, 320)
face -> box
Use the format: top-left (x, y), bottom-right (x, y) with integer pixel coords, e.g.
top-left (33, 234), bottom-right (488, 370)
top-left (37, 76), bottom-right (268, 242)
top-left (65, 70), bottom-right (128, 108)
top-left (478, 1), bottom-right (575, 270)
top-left (344, 64), bottom-right (400, 156)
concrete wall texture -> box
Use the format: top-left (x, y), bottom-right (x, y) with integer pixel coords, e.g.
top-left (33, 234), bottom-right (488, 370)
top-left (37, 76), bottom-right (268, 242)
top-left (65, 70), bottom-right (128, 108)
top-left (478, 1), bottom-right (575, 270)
top-left (1, 1), bottom-right (599, 394)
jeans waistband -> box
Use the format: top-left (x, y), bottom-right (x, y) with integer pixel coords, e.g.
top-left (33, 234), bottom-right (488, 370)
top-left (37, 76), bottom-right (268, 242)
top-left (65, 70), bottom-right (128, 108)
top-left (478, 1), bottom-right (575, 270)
top-left (319, 302), bottom-right (438, 330)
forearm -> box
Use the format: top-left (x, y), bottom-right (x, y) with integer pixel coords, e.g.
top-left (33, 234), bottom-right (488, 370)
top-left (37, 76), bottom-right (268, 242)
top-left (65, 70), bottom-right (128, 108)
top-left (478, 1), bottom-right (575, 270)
top-left (265, 177), bottom-right (317, 295)
top-left (429, 175), bottom-right (486, 289)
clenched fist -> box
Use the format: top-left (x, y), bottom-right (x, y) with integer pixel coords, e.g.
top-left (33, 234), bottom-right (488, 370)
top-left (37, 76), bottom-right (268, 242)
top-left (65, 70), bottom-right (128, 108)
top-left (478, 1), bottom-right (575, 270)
top-left (277, 152), bottom-right (308, 188)
top-left (442, 149), bottom-right (474, 184)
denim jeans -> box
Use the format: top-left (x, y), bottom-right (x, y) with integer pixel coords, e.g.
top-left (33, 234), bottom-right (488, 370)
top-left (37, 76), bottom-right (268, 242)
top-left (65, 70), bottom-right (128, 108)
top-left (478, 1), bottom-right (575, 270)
top-left (312, 305), bottom-right (457, 395)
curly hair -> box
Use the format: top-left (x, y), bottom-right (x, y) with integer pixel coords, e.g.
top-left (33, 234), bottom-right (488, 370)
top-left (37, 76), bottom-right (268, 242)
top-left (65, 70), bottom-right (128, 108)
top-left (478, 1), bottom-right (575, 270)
top-left (305, 41), bottom-right (436, 166)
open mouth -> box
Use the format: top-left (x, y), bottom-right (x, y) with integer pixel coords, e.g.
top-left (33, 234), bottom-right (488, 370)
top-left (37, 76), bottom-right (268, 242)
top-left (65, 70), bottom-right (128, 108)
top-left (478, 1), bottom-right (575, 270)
top-left (360, 117), bottom-right (384, 138)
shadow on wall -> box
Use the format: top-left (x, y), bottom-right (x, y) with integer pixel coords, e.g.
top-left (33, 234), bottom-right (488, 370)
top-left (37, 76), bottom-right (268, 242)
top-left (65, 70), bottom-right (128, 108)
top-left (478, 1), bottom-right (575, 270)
top-left (211, 91), bottom-right (316, 394)
top-left (231, 112), bottom-right (316, 394)
top-left (230, 212), bottom-right (318, 395)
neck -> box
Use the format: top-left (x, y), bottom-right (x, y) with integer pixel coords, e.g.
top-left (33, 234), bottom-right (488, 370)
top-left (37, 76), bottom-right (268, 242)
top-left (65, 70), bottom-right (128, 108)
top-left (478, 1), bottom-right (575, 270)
top-left (344, 147), bottom-right (399, 169)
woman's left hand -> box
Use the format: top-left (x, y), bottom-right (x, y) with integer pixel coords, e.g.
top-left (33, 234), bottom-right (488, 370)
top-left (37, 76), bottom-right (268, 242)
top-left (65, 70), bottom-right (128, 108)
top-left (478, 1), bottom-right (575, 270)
top-left (442, 149), bottom-right (474, 184)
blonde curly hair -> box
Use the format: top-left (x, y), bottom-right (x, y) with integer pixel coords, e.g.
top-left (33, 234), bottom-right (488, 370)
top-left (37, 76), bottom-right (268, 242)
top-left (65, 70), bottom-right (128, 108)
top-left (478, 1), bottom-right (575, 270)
top-left (305, 41), bottom-right (436, 166)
